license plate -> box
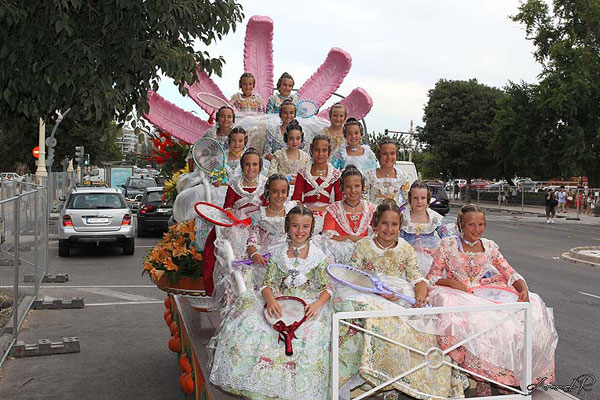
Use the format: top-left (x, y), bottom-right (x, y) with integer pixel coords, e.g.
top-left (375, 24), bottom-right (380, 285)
top-left (157, 208), bottom-right (170, 213)
top-left (86, 217), bottom-right (109, 224)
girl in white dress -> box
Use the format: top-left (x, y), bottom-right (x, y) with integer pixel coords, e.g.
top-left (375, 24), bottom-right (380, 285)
top-left (331, 118), bottom-right (379, 173)
top-left (364, 138), bottom-right (411, 205)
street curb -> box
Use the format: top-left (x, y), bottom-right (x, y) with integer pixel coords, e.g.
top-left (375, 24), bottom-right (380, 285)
top-left (561, 252), bottom-right (600, 269)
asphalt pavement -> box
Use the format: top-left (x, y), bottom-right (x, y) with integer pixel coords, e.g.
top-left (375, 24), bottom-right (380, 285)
top-left (0, 211), bottom-right (598, 399)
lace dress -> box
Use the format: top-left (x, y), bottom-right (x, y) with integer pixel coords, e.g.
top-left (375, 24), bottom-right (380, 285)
top-left (319, 126), bottom-right (346, 154)
top-left (335, 237), bottom-right (466, 399)
top-left (364, 167), bottom-right (411, 205)
top-left (265, 92), bottom-right (299, 114)
top-left (209, 244), bottom-right (333, 400)
top-left (267, 149), bottom-right (311, 178)
top-left (331, 144), bottom-right (379, 173)
top-left (230, 93), bottom-right (265, 113)
top-left (426, 237), bottom-right (558, 387)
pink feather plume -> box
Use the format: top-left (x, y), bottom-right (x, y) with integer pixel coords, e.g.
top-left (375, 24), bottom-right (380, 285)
top-left (144, 91), bottom-right (210, 144)
top-left (317, 87), bottom-right (373, 121)
top-left (185, 68), bottom-right (229, 116)
top-left (244, 16), bottom-right (274, 102)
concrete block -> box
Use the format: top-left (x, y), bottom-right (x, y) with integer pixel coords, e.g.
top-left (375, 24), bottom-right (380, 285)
top-left (24, 273), bottom-right (69, 283)
top-left (10, 337), bottom-right (80, 357)
top-left (32, 297), bottom-right (84, 309)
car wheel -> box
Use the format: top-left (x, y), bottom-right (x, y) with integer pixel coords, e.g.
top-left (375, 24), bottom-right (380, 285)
top-left (58, 240), bottom-right (70, 257)
top-left (123, 238), bottom-right (135, 255)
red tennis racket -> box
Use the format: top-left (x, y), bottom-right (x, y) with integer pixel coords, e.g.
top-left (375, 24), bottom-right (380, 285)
top-left (194, 202), bottom-right (251, 227)
top-left (264, 296), bottom-right (308, 356)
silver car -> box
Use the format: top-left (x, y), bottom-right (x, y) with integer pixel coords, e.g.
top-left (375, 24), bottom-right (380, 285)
top-left (58, 187), bottom-right (135, 257)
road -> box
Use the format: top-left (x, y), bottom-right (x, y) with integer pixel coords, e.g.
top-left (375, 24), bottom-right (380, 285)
top-left (0, 212), bottom-right (598, 399)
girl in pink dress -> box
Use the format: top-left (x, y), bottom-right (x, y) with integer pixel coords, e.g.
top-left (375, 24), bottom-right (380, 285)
top-left (426, 204), bottom-right (558, 396)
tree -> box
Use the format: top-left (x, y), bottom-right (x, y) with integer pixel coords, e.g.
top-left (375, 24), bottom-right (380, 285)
top-left (0, 0), bottom-right (244, 125)
top-left (512, 0), bottom-right (600, 187)
top-left (417, 79), bottom-right (504, 191)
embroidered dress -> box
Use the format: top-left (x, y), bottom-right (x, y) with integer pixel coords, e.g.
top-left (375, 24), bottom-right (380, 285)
top-left (317, 200), bottom-right (376, 265)
top-left (331, 144), bottom-right (379, 173)
top-left (263, 123), bottom-right (287, 157)
top-left (230, 92), bottom-right (265, 113)
top-left (426, 237), bottom-right (558, 387)
top-left (319, 126), bottom-right (345, 154)
top-left (209, 244), bottom-right (333, 400)
top-left (203, 126), bottom-right (230, 151)
top-left (291, 165), bottom-right (343, 233)
top-left (267, 149), bottom-right (311, 178)
top-left (334, 237), bottom-right (465, 399)
top-left (401, 207), bottom-right (452, 276)
top-left (265, 92), bottom-right (299, 114)
top-left (364, 167), bottom-right (411, 205)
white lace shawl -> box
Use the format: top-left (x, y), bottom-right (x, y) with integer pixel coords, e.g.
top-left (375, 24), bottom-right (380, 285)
top-left (229, 174), bottom-right (267, 210)
top-left (401, 207), bottom-right (444, 235)
top-left (364, 167), bottom-right (410, 205)
top-left (260, 243), bottom-right (328, 291)
top-left (331, 144), bottom-right (379, 173)
top-left (297, 164), bottom-right (342, 198)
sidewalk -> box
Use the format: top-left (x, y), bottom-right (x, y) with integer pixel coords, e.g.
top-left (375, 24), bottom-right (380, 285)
top-left (450, 199), bottom-right (600, 225)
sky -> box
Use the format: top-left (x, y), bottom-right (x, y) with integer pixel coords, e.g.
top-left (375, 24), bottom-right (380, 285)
top-left (156, 0), bottom-right (543, 136)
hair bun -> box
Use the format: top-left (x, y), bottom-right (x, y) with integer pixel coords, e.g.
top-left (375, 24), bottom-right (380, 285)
top-left (344, 164), bottom-right (359, 172)
top-left (381, 198), bottom-right (399, 207)
top-left (345, 117), bottom-right (358, 123)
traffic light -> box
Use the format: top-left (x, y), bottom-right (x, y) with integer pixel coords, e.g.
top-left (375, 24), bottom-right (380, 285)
top-left (75, 146), bottom-right (85, 165)
top-left (83, 154), bottom-right (90, 166)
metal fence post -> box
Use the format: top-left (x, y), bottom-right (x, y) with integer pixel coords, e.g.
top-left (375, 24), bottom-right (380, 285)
top-left (12, 195), bottom-right (20, 342)
top-left (576, 188), bottom-right (581, 219)
top-left (34, 190), bottom-right (40, 298)
top-left (477, 189), bottom-right (480, 206)
top-left (521, 184), bottom-right (525, 212)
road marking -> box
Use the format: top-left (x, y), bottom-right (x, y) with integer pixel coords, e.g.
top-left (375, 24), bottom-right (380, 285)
top-left (136, 245), bottom-right (155, 248)
top-left (86, 300), bottom-right (163, 306)
top-left (78, 287), bottom-right (160, 302)
top-left (591, 238), bottom-right (600, 241)
top-left (497, 224), bottom-right (519, 229)
top-left (580, 291), bottom-right (600, 300)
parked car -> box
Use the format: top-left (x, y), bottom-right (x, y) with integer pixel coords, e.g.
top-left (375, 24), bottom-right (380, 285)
top-left (470, 179), bottom-right (490, 189)
top-left (428, 184), bottom-right (450, 216)
top-left (58, 187), bottom-right (135, 256)
top-left (121, 176), bottom-right (157, 207)
top-left (484, 180), bottom-right (508, 191)
top-left (137, 187), bottom-right (173, 237)
top-left (0, 172), bottom-right (24, 187)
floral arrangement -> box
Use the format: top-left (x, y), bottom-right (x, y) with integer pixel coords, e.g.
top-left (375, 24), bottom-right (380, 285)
top-left (209, 166), bottom-right (229, 185)
top-left (162, 164), bottom-right (189, 203)
top-left (142, 220), bottom-right (202, 283)
top-left (148, 131), bottom-right (189, 179)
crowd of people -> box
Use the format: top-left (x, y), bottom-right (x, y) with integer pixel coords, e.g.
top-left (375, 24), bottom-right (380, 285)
top-left (181, 72), bottom-right (558, 399)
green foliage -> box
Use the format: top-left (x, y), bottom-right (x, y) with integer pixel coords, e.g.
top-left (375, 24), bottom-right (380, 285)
top-left (367, 131), bottom-right (409, 159)
top-left (511, 0), bottom-right (600, 186)
top-left (0, 0), bottom-right (244, 125)
top-left (417, 79), bottom-right (504, 181)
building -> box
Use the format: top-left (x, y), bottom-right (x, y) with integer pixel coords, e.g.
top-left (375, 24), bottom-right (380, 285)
top-left (116, 128), bottom-right (138, 155)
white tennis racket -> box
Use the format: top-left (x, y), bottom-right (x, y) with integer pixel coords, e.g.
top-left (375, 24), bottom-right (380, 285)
top-left (192, 137), bottom-right (226, 173)
top-left (296, 100), bottom-right (319, 118)
top-left (195, 92), bottom-right (233, 113)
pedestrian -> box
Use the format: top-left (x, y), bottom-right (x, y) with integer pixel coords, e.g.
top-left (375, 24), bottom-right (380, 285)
top-left (545, 189), bottom-right (557, 223)
top-left (557, 187), bottom-right (566, 213)
top-left (566, 189), bottom-right (573, 211)
top-left (586, 192), bottom-right (593, 216)
top-left (454, 181), bottom-right (460, 200)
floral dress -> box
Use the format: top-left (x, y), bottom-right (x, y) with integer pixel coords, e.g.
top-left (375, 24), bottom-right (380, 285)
top-left (426, 237), bottom-right (558, 387)
top-left (265, 92), bottom-right (299, 114)
top-left (230, 92), bottom-right (265, 113)
top-left (267, 149), bottom-right (311, 178)
top-left (263, 123), bottom-right (287, 158)
top-left (334, 237), bottom-right (466, 399)
top-left (364, 167), bottom-right (411, 205)
top-left (209, 244), bottom-right (333, 400)
top-left (331, 144), bottom-right (379, 173)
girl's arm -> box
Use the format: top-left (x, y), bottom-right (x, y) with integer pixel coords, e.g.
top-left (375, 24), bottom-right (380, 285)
top-left (305, 290), bottom-right (331, 318)
top-left (291, 172), bottom-right (306, 202)
top-left (427, 240), bottom-right (468, 291)
top-left (223, 186), bottom-right (237, 210)
top-left (333, 179), bottom-right (343, 201)
top-left (262, 287), bottom-right (282, 318)
top-left (306, 260), bottom-right (333, 318)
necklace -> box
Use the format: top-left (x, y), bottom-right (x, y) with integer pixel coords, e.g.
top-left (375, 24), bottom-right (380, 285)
top-left (379, 168), bottom-right (395, 178)
top-left (243, 176), bottom-right (258, 187)
top-left (267, 204), bottom-right (285, 214)
top-left (313, 165), bottom-right (327, 176)
top-left (348, 145), bottom-right (359, 152)
top-left (229, 150), bottom-right (243, 158)
top-left (374, 236), bottom-right (397, 250)
top-left (344, 199), bottom-right (362, 212)
top-left (290, 241), bottom-right (308, 257)
top-left (461, 236), bottom-right (480, 247)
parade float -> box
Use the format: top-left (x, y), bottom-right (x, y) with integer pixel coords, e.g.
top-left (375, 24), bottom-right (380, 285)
top-left (142, 15), bottom-right (373, 398)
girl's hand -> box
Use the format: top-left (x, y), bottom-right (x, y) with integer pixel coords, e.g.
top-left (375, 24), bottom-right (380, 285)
top-left (450, 279), bottom-right (469, 292)
top-left (517, 289), bottom-right (530, 302)
top-left (350, 235), bottom-right (363, 243)
top-left (513, 279), bottom-right (529, 302)
top-left (265, 154), bottom-right (274, 161)
top-left (305, 301), bottom-right (324, 319)
top-left (290, 178), bottom-right (296, 185)
top-left (252, 253), bottom-right (267, 265)
top-left (413, 282), bottom-right (429, 308)
top-left (380, 292), bottom-right (399, 301)
top-left (266, 299), bottom-right (282, 319)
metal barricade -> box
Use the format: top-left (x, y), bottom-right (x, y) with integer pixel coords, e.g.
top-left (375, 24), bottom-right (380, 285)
top-left (0, 184), bottom-right (49, 366)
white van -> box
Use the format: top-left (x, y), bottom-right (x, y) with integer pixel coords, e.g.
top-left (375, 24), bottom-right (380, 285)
top-left (395, 161), bottom-right (418, 185)
top-left (84, 168), bottom-right (106, 185)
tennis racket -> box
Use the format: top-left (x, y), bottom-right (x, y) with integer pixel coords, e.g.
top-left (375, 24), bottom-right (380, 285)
top-left (195, 92), bottom-right (233, 113)
top-left (327, 264), bottom-right (420, 306)
top-left (192, 137), bottom-right (226, 173)
top-left (232, 252), bottom-right (271, 266)
top-left (264, 296), bottom-right (308, 356)
top-left (194, 202), bottom-right (251, 227)
top-left (469, 285), bottom-right (520, 304)
top-left (296, 100), bottom-right (319, 118)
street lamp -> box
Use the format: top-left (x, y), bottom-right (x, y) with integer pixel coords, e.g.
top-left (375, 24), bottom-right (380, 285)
top-left (384, 120), bottom-right (415, 162)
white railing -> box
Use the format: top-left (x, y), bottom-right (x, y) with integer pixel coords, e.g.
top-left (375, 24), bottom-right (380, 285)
top-left (331, 303), bottom-right (533, 399)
